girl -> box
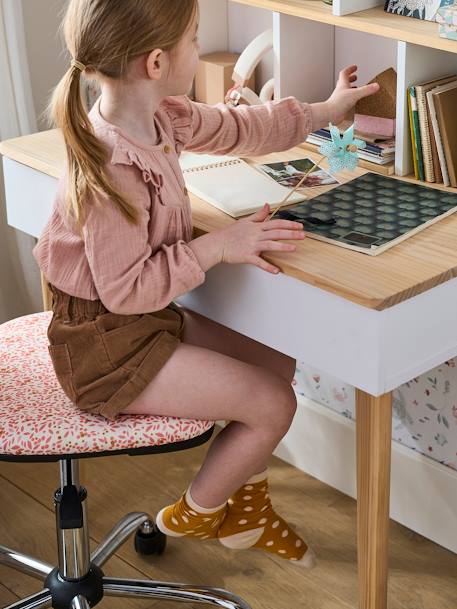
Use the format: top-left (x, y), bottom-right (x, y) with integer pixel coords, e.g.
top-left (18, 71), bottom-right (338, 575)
top-left (34, 0), bottom-right (378, 568)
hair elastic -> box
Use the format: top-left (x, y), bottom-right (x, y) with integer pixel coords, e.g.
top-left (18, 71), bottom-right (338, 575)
top-left (71, 58), bottom-right (86, 72)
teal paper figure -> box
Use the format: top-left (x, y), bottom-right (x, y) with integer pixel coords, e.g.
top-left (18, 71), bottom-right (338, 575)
top-left (318, 123), bottom-right (366, 173)
top-left (269, 122), bottom-right (364, 219)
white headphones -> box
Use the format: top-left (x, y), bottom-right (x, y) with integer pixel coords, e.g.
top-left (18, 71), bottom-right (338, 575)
top-left (225, 29), bottom-right (275, 107)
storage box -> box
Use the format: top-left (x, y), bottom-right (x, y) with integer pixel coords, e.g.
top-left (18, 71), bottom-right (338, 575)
top-left (355, 67), bottom-right (397, 120)
top-left (195, 52), bottom-right (256, 105)
top-left (438, 23), bottom-right (457, 40)
top-left (436, 5), bottom-right (457, 26)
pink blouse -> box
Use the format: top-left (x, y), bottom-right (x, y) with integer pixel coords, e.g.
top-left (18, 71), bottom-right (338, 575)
top-left (33, 95), bottom-right (313, 315)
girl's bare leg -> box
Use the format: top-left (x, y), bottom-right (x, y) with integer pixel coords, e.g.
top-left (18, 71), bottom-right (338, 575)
top-left (122, 306), bottom-right (297, 508)
top-left (178, 306), bottom-right (296, 384)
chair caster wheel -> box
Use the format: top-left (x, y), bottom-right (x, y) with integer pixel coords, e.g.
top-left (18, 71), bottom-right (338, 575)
top-left (134, 526), bottom-right (167, 556)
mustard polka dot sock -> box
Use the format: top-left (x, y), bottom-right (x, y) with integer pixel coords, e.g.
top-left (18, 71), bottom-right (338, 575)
top-left (156, 488), bottom-right (227, 540)
top-left (216, 470), bottom-right (316, 568)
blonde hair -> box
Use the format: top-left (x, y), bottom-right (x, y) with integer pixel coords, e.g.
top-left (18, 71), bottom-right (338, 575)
top-left (47, 0), bottom-right (198, 230)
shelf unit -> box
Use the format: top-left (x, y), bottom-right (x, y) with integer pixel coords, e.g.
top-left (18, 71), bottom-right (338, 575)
top-left (228, 0), bottom-right (457, 193)
top-left (231, 0), bottom-right (457, 53)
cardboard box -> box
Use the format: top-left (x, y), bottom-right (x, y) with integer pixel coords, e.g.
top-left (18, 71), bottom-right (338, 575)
top-left (195, 52), bottom-right (256, 105)
top-left (355, 67), bottom-right (397, 119)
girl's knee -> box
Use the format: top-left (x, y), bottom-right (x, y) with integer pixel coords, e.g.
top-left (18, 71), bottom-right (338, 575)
top-left (277, 382), bottom-right (297, 432)
top-left (256, 376), bottom-right (297, 433)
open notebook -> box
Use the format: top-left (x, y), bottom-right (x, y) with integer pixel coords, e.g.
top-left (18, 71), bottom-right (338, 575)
top-left (179, 152), bottom-right (306, 218)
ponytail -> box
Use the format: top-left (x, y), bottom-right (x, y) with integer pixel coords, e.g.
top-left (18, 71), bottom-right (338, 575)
top-left (46, 62), bottom-right (138, 232)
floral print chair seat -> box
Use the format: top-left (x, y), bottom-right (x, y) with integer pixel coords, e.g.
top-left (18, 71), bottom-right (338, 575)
top-left (0, 311), bottom-right (214, 460)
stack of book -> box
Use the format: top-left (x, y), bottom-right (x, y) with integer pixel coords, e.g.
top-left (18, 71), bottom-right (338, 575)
top-left (408, 75), bottom-right (457, 188)
top-left (306, 128), bottom-right (395, 166)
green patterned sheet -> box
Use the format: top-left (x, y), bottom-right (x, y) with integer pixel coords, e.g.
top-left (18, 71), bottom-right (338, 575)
top-left (276, 172), bottom-right (457, 255)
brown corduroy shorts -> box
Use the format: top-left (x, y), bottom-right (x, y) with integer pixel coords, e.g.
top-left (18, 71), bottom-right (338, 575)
top-left (46, 283), bottom-right (185, 421)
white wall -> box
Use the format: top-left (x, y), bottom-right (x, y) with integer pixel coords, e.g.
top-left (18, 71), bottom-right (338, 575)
top-left (335, 29), bottom-right (397, 85)
top-left (228, 3), bottom-right (273, 95)
top-left (199, 0), bottom-right (229, 54)
top-left (21, 0), bottom-right (68, 131)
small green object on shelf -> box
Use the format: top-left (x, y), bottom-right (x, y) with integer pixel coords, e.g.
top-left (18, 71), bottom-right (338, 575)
top-left (323, 0), bottom-right (333, 4)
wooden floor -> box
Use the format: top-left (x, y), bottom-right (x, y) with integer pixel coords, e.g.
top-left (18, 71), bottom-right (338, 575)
top-left (0, 434), bottom-right (456, 609)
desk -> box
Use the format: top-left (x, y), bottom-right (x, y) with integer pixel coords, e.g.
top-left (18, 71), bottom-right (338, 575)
top-left (3, 129), bottom-right (457, 609)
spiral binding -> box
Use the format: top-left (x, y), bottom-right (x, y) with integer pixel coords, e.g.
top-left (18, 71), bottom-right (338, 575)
top-left (182, 159), bottom-right (242, 173)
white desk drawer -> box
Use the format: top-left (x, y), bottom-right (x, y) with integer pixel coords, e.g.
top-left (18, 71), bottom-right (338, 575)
top-left (3, 157), bottom-right (58, 238)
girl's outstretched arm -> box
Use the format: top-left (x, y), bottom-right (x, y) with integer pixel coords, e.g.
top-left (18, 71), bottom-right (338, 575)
top-left (162, 66), bottom-right (379, 158)
top-left (164, 94), bottom-right (314, 158)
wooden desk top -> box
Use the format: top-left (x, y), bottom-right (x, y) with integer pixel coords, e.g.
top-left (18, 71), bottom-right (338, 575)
top-left (2, 128), bottom-right (457, 311)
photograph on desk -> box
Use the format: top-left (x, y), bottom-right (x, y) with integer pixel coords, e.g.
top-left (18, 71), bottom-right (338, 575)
top-left (275, 172), bottom-right (457, 255)
top-left (257, 157), bottom-right (338, 188)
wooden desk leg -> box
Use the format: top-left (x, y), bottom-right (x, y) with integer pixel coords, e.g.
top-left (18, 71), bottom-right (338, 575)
top-left (40, 272), bottom-right (53, 312)
top-left (356, 389), bottom-right (393, 609)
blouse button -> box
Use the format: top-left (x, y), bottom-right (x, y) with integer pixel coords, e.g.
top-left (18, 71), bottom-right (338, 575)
top-left (163, 144), bottom-right (171, 154)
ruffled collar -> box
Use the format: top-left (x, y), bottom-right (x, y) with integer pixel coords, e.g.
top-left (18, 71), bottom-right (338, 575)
top-left (89, 96), bottom-right (174, 190)
top-left (89, 95), bottom-right (167, 153)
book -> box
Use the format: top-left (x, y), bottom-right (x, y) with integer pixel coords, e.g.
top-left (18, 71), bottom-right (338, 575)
top-left (426, 99), bottom-right (443, 184)
top-left (178, 153), bottom-right (306, 218)
top-left (306, 134), bottom-right (393, 165)
top-left (409, 86), bottom-right (425, 181)
top-left (354, 131), bottom-right (395, 144)
top-left (415, 75), bottom-right (457, 183)
top-left (433, 85), bottom-right (457, 188)
top-left (416, 85), bottom-right (435, 182)
top-left (427, 81), bottom-right (457, 187)
top-left (311, 129), bottom-right (396, 156)
top-left (274, 172), bottom-right (457, 256)
top-left (407, 87), bottom-right (419, 179)
top-left (300, 141), bottom-right (395, 176)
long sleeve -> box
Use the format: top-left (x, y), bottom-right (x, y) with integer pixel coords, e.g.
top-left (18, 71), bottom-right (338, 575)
top-left (83, 163), bottom-right (205, 315)
top-left (162, 95), bottom-right (313, 157)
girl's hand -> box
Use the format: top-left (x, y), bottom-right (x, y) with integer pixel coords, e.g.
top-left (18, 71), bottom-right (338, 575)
top-left (218, 203), bottom-right (305, 274)
top-left (326, 65), bottom-right (379, 125)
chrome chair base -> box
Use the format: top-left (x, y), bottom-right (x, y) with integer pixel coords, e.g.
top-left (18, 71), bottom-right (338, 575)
top-left (0, 460), bottom-right (251, 609)
top-left (2, 578), bottom-right (252, 609)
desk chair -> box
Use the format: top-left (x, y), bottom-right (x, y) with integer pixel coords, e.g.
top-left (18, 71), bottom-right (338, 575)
top-left (0, 311), bottom-right (251, 609)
